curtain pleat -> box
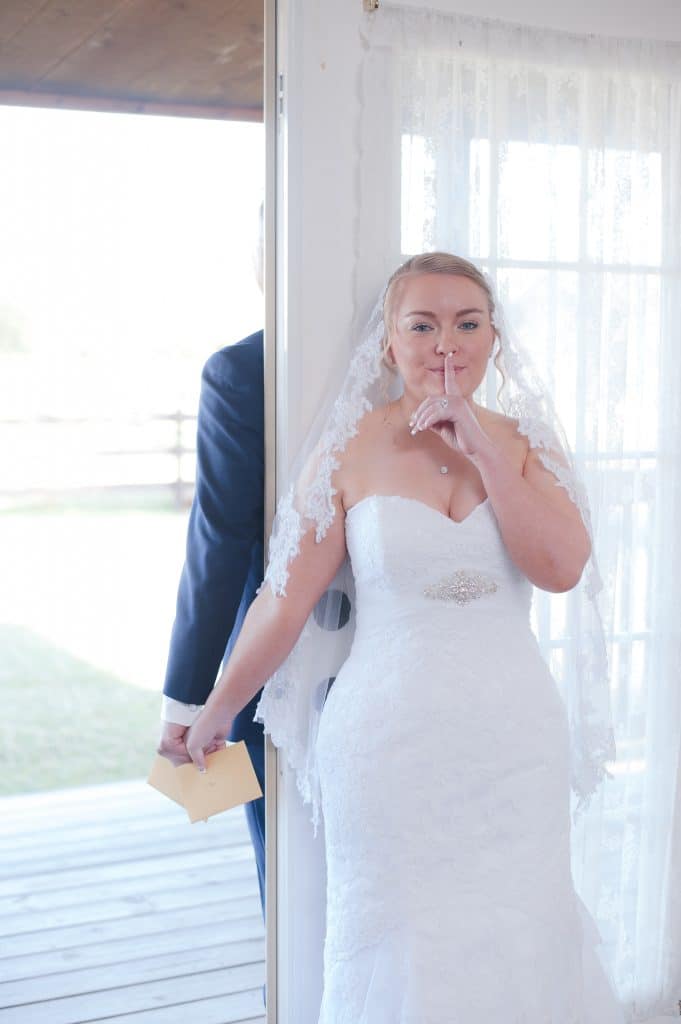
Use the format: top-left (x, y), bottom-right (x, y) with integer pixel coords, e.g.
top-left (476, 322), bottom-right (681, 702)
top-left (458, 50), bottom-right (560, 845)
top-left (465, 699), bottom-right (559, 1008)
top-left (359, 8), bottom-right (681, 1019)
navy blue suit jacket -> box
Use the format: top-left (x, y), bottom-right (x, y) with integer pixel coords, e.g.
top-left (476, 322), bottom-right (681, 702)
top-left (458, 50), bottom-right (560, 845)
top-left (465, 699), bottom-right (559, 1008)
top-left (163, 330), bottom-right (265, 748)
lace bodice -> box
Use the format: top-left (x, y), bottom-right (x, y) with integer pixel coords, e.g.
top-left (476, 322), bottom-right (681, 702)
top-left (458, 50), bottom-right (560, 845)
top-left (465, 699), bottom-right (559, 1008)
top-left (345, 493), bottom-right (532, 638)
top-left (314, 492), bottom-right (623, 1024)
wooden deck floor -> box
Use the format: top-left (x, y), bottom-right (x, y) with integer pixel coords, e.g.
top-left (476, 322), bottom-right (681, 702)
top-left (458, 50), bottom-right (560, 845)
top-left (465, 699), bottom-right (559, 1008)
top-left (0, 779), bottom-right (266, 1023)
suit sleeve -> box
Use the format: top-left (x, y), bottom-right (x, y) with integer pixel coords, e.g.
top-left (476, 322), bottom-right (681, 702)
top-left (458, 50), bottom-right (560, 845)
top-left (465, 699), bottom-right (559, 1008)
top-left (162, 346), bottom-right (264, 705)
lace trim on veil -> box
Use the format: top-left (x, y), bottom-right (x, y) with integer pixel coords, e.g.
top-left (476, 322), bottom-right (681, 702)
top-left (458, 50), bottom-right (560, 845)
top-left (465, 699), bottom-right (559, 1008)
top-left (262, 314), bottom-right (385, 599)
top-left (254, 310), bottom-right (386, 835)
top-left (496, 301), bottom-right (615, 807)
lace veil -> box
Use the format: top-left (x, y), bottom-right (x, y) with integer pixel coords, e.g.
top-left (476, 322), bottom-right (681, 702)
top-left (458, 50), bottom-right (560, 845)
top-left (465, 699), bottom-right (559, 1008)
top-left (254, 261), bottom-right (616, 838)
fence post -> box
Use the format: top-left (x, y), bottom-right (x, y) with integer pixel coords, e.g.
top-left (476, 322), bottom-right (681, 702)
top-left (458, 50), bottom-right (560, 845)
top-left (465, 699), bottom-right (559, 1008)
top-left (174, 410), bottom-right (183, 509)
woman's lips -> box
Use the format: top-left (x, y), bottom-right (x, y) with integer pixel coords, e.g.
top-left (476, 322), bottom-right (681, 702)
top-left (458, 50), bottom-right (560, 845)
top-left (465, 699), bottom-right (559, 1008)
top-left (430, 366), bottom-right (465, 375)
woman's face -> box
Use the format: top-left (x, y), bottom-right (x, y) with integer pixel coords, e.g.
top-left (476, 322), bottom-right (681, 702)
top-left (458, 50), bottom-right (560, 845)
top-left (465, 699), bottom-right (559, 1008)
top-left (386, 273), bottom-right (495, 404)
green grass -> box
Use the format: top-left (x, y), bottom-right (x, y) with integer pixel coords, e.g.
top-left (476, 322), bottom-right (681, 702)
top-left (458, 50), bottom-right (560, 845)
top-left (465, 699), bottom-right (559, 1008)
top-left (0, 624), bottom-right (161, 794)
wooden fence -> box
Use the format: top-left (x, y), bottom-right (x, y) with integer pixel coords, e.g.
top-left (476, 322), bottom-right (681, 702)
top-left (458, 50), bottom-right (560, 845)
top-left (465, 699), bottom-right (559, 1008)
top-left (0, 412), bottom-right (198, 509)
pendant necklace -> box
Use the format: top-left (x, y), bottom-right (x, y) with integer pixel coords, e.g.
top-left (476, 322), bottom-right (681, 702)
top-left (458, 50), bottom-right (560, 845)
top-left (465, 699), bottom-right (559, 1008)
top-left (398, 398), bottom-right (451, 477)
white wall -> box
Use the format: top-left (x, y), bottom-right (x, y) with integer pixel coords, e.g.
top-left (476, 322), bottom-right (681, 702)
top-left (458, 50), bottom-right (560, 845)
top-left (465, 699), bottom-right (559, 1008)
top-left (396, 0), bottom-right (681, 42)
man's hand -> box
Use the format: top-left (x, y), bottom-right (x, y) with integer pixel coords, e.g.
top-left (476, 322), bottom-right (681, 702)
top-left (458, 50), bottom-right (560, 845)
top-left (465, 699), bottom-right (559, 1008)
top-left (157, 722), bottom-right (192, 766)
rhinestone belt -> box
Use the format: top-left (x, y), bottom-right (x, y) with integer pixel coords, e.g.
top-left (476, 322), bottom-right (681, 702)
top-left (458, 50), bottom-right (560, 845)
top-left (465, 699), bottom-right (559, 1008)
top-left (423, 569), bottom-right (498, 606)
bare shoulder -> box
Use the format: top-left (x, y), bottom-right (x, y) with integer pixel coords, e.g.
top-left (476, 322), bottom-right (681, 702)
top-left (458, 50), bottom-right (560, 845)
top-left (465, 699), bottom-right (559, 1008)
top-left (333, 404), bottom-right (396, 497)
top-left (475, 405), bottom-right (529, 468)
top-left (475, 404), bottom-right (520, 433)
top-left (343, 403), bottom-right (396, 453)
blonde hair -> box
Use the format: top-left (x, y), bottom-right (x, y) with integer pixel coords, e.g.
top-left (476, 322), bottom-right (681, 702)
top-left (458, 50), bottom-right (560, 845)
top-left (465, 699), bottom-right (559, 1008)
top-left (381, 252), bottom-right (505, 398)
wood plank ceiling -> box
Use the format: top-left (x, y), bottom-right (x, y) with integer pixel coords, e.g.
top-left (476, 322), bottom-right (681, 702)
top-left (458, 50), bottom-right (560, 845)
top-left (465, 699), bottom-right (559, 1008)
top-left (0, 0), bottom-right (263, 121)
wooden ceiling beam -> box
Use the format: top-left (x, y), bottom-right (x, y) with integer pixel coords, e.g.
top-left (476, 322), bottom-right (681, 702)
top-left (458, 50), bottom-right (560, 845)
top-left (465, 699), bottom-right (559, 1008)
top-left (0, 87), bottom-right (262, 121)
top-left (0, 0), bottom-right (263, 118)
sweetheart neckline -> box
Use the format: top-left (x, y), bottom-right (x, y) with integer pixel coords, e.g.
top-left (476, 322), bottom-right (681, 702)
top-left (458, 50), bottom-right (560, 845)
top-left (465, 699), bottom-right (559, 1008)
top-left (345, 493), bottom-right (490, 527)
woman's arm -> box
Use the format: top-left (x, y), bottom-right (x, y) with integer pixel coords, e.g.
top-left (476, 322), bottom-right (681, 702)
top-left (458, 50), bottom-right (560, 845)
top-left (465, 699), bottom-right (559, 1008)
top-left (183, 494), bottom-right (348, 767)
top-left (412, 355), bottom-right (590, 593)
top-left (471, 435), bottom-right (591, 593)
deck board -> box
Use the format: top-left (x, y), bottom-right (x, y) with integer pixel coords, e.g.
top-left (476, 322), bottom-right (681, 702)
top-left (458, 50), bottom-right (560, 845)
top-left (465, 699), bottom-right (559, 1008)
top-left (0, 872), bottom-right (258, 935)
top-left (0, 779), bottom-right (266, 1024)
top-left (0, 917), bottom-right (265, 982)
top-left (2, 815), bottom-right (246, 860)
top-left (0, 941), bottom-right (263, 1003)
top-left (0, 846), bottom-right (253, 898)
top-left (0, 862), bottom-right (252, 915)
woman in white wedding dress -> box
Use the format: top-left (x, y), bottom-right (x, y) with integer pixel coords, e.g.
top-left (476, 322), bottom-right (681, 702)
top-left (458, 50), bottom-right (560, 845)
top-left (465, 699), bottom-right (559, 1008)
top-left (185, 253), bottom-right (623, 1023)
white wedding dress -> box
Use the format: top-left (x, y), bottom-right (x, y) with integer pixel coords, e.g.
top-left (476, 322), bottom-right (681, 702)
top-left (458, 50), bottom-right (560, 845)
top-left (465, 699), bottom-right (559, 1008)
top-left (315, 493), bottom-right (624, 1024)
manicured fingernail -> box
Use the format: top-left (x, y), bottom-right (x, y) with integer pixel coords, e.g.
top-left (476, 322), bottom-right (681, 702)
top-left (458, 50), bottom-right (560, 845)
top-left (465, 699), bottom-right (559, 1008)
top-left (447, 352), bottom-right (454, 359)
top-left (410, 427), bottom-right (418, 435)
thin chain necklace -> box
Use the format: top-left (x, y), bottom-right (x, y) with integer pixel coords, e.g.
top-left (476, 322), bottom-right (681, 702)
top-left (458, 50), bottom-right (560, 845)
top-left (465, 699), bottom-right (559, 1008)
top-left (394, 398), bottom-right (451, 476)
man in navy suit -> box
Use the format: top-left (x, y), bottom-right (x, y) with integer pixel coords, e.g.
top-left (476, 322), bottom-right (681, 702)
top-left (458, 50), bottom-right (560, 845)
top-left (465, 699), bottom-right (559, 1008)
top-left (157, 326), bottom-right (266, 918)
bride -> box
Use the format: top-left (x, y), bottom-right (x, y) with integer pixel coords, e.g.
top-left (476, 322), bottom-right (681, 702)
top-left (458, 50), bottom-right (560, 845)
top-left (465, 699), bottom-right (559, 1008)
top-left (185, 253), bottom-right (623, 1023)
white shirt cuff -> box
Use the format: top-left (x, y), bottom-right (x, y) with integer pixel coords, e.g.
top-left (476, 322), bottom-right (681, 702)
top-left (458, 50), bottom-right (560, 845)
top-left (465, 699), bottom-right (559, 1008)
top-left (161, 695), bottom-right (204, 727)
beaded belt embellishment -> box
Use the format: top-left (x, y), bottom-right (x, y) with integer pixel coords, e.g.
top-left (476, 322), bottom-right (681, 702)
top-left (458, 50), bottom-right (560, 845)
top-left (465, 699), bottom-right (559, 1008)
top-left (423, 569), bottom-right (498, 606)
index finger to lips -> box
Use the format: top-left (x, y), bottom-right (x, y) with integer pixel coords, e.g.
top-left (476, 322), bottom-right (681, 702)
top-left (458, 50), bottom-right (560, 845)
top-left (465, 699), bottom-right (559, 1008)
top-left (444, 353), bottom-right (460, 396)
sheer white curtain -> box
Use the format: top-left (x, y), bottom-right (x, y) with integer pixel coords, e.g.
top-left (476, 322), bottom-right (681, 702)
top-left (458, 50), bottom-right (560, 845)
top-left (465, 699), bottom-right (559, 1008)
top-left (357, 7), bottom-right (681, 1020)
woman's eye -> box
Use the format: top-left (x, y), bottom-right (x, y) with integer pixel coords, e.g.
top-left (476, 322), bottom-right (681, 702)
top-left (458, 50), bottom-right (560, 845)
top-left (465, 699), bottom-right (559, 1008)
top-left (459, 320), bottom-right (478, 331)
top-left (410, 322), bottom-right (433, 333)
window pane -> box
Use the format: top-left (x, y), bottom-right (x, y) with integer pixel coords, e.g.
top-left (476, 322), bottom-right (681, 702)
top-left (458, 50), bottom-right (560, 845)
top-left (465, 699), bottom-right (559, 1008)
top-left (497, 142), bottom-right (580, 262)
top-left (495, 267), bottom-right (579, 443)
top-left (468, 138), bottom-right (490, 259)
top-left (587, 149), bottom-right (662, 266)
top-left (401, 133), bottom-right (436, 254)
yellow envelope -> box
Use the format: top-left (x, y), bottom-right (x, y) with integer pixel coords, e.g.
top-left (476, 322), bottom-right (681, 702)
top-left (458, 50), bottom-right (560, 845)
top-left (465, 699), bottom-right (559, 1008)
top-left (147, 752), bottom-right (184, 806)
top-left (147, 742), bottom-right (263, 823)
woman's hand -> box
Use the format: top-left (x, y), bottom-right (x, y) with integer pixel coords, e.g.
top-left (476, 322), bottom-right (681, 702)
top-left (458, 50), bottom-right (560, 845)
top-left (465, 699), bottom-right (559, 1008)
top-left (184, 705), bottom-right (234, 772)
top-left (410, 353), bottom-right (492, 459)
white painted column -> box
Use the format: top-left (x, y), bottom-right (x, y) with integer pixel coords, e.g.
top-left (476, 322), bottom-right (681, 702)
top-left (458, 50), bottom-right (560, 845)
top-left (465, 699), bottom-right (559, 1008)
top-left (273, 4), bottom-right (369, 1023)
